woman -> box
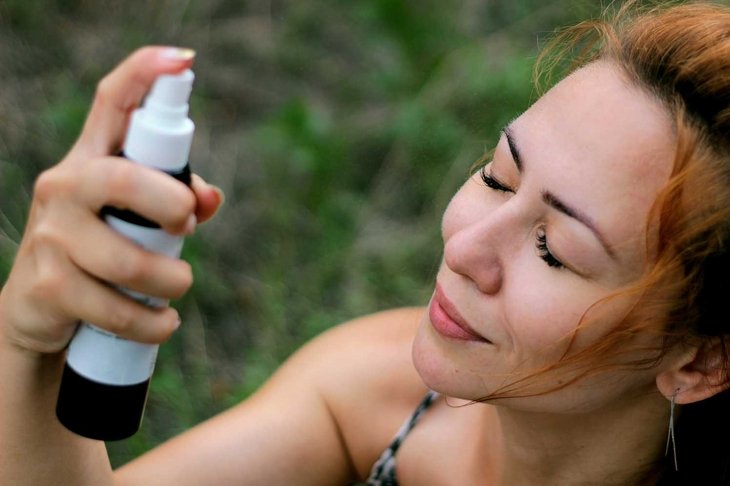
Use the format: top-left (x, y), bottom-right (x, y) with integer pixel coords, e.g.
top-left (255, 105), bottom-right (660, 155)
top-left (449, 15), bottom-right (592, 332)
top-left (2, 1), bottom-right (730, 484)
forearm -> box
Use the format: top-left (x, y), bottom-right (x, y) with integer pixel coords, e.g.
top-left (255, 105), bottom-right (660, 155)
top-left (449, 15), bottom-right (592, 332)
top-left (0, 330), bottom-right (113, 486)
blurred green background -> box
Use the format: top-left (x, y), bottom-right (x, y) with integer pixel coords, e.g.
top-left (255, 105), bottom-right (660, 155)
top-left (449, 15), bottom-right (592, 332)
top-left (0, 0), bottom-right (602, 467)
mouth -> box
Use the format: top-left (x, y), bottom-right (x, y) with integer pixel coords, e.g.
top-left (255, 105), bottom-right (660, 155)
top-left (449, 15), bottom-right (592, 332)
top-left (429, 283), bottom-right (491, 344)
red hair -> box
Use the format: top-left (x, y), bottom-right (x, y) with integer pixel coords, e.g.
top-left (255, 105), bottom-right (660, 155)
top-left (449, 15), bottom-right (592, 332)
top-left (484, 3), bottom-right (730, 481)
top-left (470, 0), bottom-right (730, 484)
top-left (482, 0), bottom-right (730, 395)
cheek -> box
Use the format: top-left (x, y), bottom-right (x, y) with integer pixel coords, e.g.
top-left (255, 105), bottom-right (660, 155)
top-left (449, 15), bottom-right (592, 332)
top-left (505, 258), bottom-right (606, 358)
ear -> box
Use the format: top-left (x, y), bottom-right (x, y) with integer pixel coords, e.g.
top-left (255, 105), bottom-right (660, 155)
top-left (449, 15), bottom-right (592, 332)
top-left (655, 338), bottom-right (730, 404)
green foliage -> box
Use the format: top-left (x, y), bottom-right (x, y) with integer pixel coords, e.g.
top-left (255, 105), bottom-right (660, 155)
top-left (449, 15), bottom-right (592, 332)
top-left (43, 75), bottom-right (91, 149)
top-left (0, 0), bottom-right (603, 469)
top-left (0, 160), bottom-right (27, 281)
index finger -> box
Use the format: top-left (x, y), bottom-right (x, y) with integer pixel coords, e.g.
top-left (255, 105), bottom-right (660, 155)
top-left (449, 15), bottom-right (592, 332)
top-left (69, 46), bottom-right (196, 159)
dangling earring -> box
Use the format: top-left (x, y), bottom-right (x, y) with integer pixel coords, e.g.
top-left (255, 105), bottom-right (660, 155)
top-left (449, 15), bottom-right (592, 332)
top-left (665, 388), bottom-right (679, 471)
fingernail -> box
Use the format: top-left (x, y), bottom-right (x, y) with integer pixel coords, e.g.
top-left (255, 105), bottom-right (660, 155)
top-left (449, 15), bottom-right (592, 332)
top-left (183, 214), bottom-right (197, 235)
top-left (161, 47), bottom-right (196, 61)
top-left (173, 317), bottom-right (182, 331)
top-left (211, 185), bottom-right (225, 206)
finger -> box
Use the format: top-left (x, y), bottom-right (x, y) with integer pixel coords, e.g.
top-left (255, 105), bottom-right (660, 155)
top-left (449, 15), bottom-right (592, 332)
top-left (59, 269), bottom-right (182, 344)
top-left (65, 208), bottom-right (193, 300)
top-left (72, 155), bottom-right (197, 234)
top-left (70, 46), bottom-right (195, 159)
top-left (0, 240), bottom-right (81, 354)
top-left (191, 173), bottom-right (224, 223)
top-left (3, 225), bottom-right (179, 352)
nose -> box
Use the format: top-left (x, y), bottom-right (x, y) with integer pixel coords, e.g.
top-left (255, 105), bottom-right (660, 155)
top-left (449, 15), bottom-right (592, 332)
top-left (443, 209), bottom-right (511, 295)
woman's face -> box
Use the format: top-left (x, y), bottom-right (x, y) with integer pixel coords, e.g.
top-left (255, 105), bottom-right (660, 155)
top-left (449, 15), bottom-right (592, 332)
top-left (412, 62), bottom-right (676, 412)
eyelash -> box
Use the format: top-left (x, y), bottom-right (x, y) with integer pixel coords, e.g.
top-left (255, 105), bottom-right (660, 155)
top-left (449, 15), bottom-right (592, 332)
top-left (479, 165), bottom-right (511, 192)
top-left (479, 165), bottom-right (564, 270)
top-left (536, 228), bottom-right (564, 269)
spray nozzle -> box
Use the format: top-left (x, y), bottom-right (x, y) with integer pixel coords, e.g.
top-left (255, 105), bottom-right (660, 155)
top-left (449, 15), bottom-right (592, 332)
top-left (124, 69), bottom-right (196, 171)
top-left (143, 69), bottom-right (195, 121)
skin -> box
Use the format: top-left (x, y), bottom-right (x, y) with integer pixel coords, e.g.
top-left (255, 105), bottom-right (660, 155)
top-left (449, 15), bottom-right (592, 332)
top-left (413, 61), bottom-right (676, 409)
top-left (0, 50), bottom-right (724, 485)
top-left (411, 61), bottom-right (678, 484)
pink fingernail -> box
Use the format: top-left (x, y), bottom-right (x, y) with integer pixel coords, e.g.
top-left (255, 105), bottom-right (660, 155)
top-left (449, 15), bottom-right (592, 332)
top-left (161, 47), bottom-right (196, 61)
top-left (212, 185), bottom-right (225, 206)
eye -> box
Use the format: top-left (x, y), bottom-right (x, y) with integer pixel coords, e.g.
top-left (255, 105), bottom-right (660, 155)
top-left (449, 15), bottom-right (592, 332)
top-left (536, 227), bottom-right (564, 269)
top-left (480, 165), bottom-right (513, 192)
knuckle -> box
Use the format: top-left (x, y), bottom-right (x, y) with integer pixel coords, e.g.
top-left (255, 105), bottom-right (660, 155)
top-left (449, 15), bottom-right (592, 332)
top-left (114, 248), bottom-right (149, 286)
top-left (33, 171), bottom-right (55, 202)
top-left (94, 74), bottom-right (117, 106)
top-left (103, 161), bottom-right (137, 197)
top-left (32, 258), bottom-right (67, 302)
top-left (25, 227), bottom-right (71, 302)
top-left (31, 219), bottom-right (64, 251)
top-left (105, 304), bottom-right (137, 336)
top-left (33, 169), bottom-right (69, 204)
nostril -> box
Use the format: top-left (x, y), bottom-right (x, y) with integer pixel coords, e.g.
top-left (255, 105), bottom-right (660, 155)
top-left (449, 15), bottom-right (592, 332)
top-left (476, 264), bottom-right (503, 295)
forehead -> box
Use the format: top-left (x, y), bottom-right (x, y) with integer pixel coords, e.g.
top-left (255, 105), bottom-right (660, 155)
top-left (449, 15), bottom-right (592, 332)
top-left (513, 62), bottom-right (675, 269)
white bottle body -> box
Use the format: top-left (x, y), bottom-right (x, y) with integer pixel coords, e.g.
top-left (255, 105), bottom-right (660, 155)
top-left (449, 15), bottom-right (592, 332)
top-left (57, 69), bottom-right (196, 440)
top-left (66, 70), bottom-right (195, 386)
top-left (66, 216), bottom-right (185, 386)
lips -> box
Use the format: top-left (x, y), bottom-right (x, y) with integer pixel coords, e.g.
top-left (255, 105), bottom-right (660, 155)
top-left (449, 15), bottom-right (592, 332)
top-left (429, 284), bottom-right (490, 343)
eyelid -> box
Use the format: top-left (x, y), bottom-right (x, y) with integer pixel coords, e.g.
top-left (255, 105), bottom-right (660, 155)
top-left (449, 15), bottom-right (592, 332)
top-left (538, 227), bottom-right (596, 277)
top-left (480, 165), bottom-right (514, 192)
top-left (480, 162), bottom-right (588, 275)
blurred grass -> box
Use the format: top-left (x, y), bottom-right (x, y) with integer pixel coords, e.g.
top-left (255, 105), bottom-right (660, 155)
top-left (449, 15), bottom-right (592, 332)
top-left (0, 0), bottom-right (602, 467)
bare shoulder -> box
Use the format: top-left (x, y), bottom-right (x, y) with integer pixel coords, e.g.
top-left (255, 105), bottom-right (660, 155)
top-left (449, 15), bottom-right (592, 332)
top-left (222, 306), bottom-right (429, 478)
top-left (116, 308), bottom-right (428, 485)
top-left (289, 307), bottom-right (430, 477)
top-left (292, 307), bottom-right (427, 397)
top-left (270, 306), bottom-right (427, 398)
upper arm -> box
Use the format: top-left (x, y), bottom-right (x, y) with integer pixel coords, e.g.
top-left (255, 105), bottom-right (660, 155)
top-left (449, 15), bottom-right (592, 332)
top-left (114, 307), bottom-right (426, 486)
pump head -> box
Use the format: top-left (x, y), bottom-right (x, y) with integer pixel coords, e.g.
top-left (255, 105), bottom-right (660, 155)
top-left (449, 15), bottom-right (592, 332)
top-left (123, 69), bottom-right (196, 171)
top-left (144, 69), bottom-right (195, 119)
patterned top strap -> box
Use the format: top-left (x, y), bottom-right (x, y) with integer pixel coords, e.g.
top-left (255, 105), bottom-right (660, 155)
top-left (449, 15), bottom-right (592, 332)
top-left (365, 390), bottom-right (440, 486)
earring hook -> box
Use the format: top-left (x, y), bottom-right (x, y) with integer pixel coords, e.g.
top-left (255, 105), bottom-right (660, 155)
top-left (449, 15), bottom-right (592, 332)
top-left (665, 388), bottom-right (680, 471)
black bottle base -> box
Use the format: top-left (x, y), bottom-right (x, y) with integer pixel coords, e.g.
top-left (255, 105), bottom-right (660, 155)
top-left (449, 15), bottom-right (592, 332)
top-left (56, 363), bottom-right (150, 441)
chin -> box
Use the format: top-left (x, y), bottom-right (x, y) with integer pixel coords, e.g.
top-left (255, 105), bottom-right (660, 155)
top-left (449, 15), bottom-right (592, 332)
top-left (411, 317), bottom-right (492, 400)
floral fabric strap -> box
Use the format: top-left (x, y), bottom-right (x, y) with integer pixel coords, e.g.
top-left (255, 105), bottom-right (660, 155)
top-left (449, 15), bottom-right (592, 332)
top-left (365, 390), bottom-right (440, 486)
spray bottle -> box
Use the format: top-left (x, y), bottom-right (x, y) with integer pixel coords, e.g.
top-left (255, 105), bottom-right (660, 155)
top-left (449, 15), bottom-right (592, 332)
top-left (56, 69), bottom-right (196, 441)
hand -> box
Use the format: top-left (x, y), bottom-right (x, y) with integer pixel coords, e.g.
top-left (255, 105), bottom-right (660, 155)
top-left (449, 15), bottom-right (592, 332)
top-left (0, 46), bottom-right (223, 355)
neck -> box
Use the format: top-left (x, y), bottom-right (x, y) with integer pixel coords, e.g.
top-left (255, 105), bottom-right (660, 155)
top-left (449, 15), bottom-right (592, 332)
top-left (477, 390), bottom-right (669, 486)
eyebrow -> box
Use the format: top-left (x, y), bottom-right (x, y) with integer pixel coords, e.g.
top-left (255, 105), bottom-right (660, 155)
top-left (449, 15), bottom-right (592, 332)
top-left (501, 125), bottom-right (618, 261)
